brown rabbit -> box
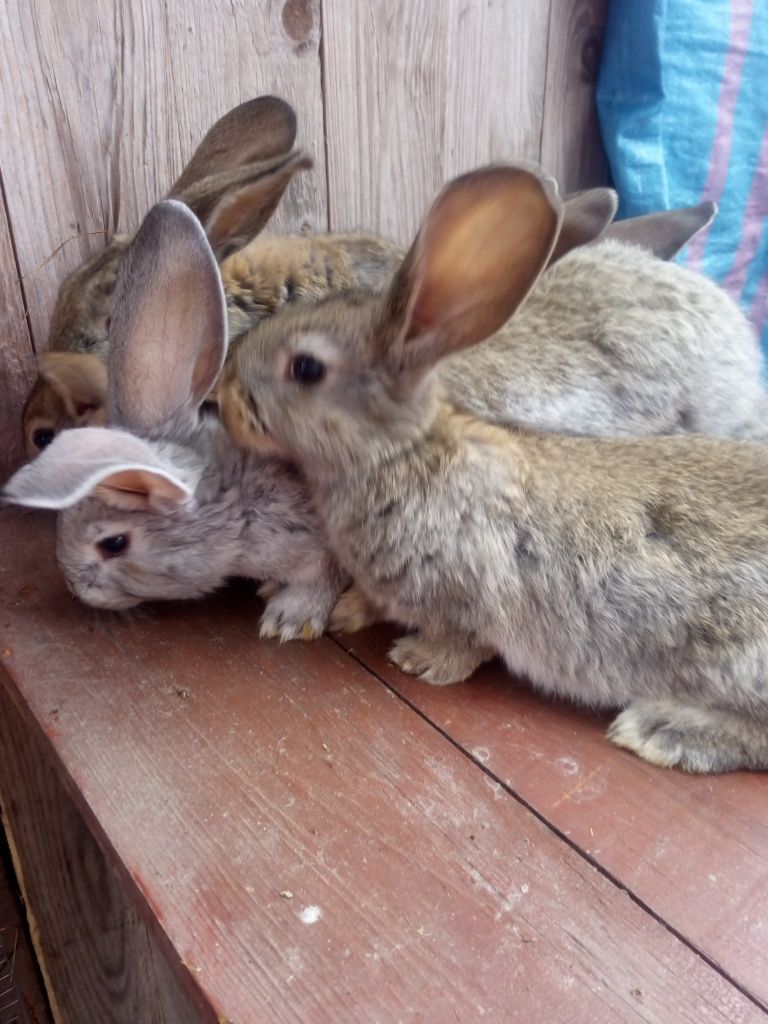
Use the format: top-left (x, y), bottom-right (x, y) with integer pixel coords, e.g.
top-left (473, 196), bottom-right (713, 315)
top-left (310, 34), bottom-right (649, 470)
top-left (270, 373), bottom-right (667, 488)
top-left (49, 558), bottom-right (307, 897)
top-left (22, 95), bottom-right (312, 456)
top-left (220, 166), bottom-right (768, 774)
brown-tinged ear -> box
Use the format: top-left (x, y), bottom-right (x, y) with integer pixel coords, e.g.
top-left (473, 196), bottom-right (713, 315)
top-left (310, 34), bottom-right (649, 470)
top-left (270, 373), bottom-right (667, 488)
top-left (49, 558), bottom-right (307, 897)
top-left (37, 352), bottom-right (108, 419)
top-left (547, 188), bottom-right (618, 265)
top-left (603, 201), bottom-right (717, 259)
top-left (196, 151), bottom-right (313, 259)
top-left (384, 166), bottom-right (563, 369)
top-left (108, 200), bottom-right (227, 436)
top-left (169, 96), bottom-right (298, 196)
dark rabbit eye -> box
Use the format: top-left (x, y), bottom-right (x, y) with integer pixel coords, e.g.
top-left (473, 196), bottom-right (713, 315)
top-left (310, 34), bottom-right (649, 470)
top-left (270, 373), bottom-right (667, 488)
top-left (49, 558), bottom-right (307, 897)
top-left (290, 353), bottom-right (326, 384)
top-left (33, 427), bottom-right (55, 450)
top-left (97, 534), bottom-right (130, 558)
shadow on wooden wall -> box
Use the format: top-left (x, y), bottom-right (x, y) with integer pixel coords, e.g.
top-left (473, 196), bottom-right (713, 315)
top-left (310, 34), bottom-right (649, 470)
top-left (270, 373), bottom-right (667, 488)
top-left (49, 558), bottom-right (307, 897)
top-left (0, 0), bottom-right (607, 477)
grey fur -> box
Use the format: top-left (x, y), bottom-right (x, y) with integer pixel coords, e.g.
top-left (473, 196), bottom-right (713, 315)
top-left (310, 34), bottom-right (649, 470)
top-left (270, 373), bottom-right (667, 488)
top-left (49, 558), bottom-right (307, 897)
top-left (223, 164), bottom-right (768, 773)
top-left (5, 201), bottom-right (345, 639)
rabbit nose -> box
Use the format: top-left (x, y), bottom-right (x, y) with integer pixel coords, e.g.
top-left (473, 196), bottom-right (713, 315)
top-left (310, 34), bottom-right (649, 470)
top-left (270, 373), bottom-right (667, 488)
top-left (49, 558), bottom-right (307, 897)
top-left (219, 370), bottom-right (266, 451)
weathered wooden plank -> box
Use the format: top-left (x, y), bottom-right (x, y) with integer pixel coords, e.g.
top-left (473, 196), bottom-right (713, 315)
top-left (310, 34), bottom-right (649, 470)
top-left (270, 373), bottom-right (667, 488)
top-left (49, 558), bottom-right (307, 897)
top-left (540, 0), bottom-right (610, 190)
top-left (0, 682), bottom-right (205, 1024)
top-left (0, 835), bottom-right (52, 1024)
top-left (337, 627), bottom-right (768, 1009)
top-left (0, 510), bottom-right (765, 1023)
top-left (0, 0), bottom-right (327, 351)
top-left (321, 0), bottom-right (552, 244)
top-left (0, 191), bottom-right (35, 478)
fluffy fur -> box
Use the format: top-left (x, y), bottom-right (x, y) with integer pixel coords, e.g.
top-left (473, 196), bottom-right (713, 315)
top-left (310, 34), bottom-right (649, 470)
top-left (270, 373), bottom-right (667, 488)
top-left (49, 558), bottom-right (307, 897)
top-left (221, 165), bottom-right (768, 773)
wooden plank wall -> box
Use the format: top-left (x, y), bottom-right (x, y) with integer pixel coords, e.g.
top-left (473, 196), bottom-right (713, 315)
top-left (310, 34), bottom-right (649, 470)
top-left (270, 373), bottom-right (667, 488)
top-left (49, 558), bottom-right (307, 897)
top-left (0, 0), bottom-right (607, 477)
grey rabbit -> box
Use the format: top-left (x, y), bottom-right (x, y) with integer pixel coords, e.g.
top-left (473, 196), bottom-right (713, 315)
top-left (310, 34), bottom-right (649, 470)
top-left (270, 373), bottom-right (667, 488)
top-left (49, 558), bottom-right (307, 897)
top-left (220, 165), bottom-right (768, 774)
top-left (6, 201), bottom-right (345, 641)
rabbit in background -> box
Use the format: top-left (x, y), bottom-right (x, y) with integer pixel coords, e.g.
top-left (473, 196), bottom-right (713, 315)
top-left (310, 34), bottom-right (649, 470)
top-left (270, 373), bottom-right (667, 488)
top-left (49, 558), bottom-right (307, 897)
top-left (6, 201), bottom-right (346, 642)
top-left (219, 166), bottom-right (768, 774)
top-left (22, 96), bottom-right (752, 460)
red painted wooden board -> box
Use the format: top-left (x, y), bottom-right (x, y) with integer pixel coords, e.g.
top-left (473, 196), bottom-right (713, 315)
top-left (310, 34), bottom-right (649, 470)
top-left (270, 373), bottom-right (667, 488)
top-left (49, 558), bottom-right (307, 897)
top-left (336, 627), bottom-right (768, 1009)
top-left (0, 509), bottom-right (766, 1023)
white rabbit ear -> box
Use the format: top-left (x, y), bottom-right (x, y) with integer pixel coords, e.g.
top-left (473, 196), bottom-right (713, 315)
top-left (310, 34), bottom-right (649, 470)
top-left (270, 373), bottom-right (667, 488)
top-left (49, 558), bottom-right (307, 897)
top-left (547, 188), bottom-right (618, 265)
top-left (169, 96), bottom-right (298, 197)
top-left (108, 200), bottom-right (227, 435)
top-left (603, 201), bottom-right (718, 259)
top-left (2, 427), bottom-right (191, 513)
top-left (37, 351), bottom-right (108, 420)
top-left (385, 165), bottom-right (563, 369)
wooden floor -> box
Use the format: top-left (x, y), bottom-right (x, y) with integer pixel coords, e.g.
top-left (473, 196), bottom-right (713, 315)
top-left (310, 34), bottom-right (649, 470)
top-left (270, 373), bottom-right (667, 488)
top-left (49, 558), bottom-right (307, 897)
top-left (1, 505), bottom-right (767, 1023)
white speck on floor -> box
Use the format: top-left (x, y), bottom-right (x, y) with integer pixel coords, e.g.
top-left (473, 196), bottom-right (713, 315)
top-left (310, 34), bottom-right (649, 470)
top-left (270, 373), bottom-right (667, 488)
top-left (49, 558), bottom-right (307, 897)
top-left (471, 746), bottom-right (491, 764)
top-left (299, 905), bottom-right (322, 925)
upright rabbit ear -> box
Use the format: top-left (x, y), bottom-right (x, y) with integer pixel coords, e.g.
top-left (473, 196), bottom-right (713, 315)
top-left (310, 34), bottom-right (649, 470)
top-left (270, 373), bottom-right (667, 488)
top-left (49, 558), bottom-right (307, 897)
top-left (108, 200), bottom-right (227, 436)
top-left (547, 188), bottom-right (618, 265)
top-left (2, 427), bottom-right (191, 512)
top-left (602, 201), bottom-right (718, 259)
top-left (169, 96), bottom-right (298, 196)
top-left (384, 166), bottom-right (563, 370)
top-left (167, 97), bottom-right (311, 259)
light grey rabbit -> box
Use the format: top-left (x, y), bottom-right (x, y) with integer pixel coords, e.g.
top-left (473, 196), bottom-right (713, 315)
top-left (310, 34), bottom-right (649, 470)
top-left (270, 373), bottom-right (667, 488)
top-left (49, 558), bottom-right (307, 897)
top-left (221, 165), bottom-right (768, 774)
top-left (4, 202), bottom-right (344, 640)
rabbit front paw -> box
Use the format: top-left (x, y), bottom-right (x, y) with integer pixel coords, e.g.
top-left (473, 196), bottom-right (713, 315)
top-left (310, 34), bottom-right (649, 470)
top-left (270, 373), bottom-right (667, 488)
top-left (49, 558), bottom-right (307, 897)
top-left (388, 633), bottom-right (491, 685)
top-left (607, 698), bottom-right (768, 773)
top-left (329, 584), bottom-right (379, 634)
top-left (259, 584), bottom-right (331, 642)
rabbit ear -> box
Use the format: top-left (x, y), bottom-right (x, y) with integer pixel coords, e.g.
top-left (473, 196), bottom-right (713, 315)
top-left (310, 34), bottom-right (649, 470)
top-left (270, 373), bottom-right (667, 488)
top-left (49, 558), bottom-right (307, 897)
top-left (603, 201), bottom-right (718, 259)
top-left (547, 188), bottom-right (618, 265)
top-left (384, 165), bottom-right (562, 369)
top-left (169, 96), bottom-right (298, 197)
top-left (37, 352), bottom-right (108, 419)
top-left (108, 199), bottom-right (227, 435)
top-left (2, 427), bottom-right (191, 512)
top-left (196, 151), bottom-right (313, 259)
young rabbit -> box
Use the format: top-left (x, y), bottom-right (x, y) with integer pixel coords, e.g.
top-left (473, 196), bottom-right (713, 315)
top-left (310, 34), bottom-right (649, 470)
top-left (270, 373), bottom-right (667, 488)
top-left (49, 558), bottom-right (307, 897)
top-left (6, 201), bottom-right (345, 641)
top-left (22, 95), bottom-right (315, 457)
top-left (220, 166), bottom-right (768, 774)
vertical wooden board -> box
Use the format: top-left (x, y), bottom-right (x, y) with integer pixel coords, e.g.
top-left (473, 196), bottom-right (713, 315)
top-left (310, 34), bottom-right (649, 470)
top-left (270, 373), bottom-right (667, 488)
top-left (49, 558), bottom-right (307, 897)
top-left (539, 0), bottom-right (609, 191)
top-left (0, 0), bottom-right (327, 350)
top-left (321, 0), bottom-right (552, 244)
top-left (337, 628), bottom-right (768, 1007)
top-left (0, 684), bottom-right (206, 1024)
top-left (0, 195), bottom-right (35, 478)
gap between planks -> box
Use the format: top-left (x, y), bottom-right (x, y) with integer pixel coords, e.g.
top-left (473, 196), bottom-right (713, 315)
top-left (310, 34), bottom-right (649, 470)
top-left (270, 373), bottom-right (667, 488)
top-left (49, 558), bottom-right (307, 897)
top-left (330, 633), bottom-right (768, 1018)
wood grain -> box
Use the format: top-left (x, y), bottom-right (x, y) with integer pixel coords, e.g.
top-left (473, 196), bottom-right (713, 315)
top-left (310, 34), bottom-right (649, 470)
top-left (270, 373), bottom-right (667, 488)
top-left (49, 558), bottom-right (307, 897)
top-left (0, 681), bottom-right (204, 1024)
top-left (540, 0), bottom-right (610, 191)
top-left (337, 627), bottom-right (768, 1009)
top-left (0, 0), bottom-right (328, 352)
top-left (0, 836), bottom-right (52, 1024)
top-left (321, 0), bottom-right (552, 244)
top-left (0, 192), bottom-right (35, 479)
top-left (0, 509), bottom-right (765, 1023)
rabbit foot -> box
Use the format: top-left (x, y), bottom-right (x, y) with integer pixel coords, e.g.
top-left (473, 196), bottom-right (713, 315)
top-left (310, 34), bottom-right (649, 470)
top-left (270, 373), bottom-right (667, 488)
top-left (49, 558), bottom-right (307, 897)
top-left (389, 633), bottom-right (490, 685)
top-left (607, 698), bottom-right (768, 773)
top-left (259, 584), bottom-right (329, 642)
top-left (257, 579), bottom-right (283, 601)
top-left (329, 584), bottom-right (379, 634)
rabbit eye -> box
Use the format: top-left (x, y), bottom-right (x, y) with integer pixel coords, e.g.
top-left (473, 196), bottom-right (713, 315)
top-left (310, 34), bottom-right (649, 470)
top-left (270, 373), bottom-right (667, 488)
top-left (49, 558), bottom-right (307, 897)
top-left (33, 427), bottom-right (56, 450)
top-left (290, 353), bottom-right (326, 385)
top-left (97, 534), bottom-right (130, 559)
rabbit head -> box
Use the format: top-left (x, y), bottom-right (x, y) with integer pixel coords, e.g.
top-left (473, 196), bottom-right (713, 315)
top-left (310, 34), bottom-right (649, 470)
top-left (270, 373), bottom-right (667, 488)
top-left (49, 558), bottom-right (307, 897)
top-left (7, 200), bottom-right (343, 639)
top-left (220, 165), bottom-right (562, 471)
top-left (23, 95), bottom-right (310, 457)
top-left (7, 199), bottom-right (234, 609)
